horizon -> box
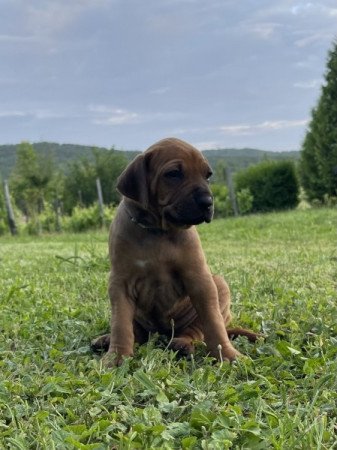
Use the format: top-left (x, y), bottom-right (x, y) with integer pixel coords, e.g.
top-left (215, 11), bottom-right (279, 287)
top-left (0, 140), bottom-right (300, 154)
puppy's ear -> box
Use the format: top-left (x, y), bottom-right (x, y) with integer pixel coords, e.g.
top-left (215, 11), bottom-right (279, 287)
top-left (116, 153), bottom-right (150, 207)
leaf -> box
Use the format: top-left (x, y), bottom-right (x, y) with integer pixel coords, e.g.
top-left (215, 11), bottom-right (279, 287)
top-left (156, 389), bottom-right (169, 403)
top-left (181, 436), bottom-right (198, 449)
top-left (240, 420), bottom-right (262, 436)
top-left (190, 408), bottom-right (217, 430)
top-left (133, 370), bottom-right (158, 391)
top-left (287, 346), bottom-right (301, 355)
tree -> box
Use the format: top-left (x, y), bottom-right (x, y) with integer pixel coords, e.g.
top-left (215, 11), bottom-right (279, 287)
top-left (63, 147), bottom-right (127, 212)
top-left (300, 40), bottom-right (337, 201)
top-left (10, 141), bottom-right (55, 217)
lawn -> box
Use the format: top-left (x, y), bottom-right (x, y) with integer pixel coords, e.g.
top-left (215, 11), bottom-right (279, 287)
top-left (0, 208), bottom-right (336, 449)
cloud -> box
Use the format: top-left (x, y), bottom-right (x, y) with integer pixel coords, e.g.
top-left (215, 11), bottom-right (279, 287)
top-left (150, 86), bottom-right (170, 95)
top-left (192, 140), bottom-right (220, 150)
top-left (220, 119), bottom-right (308, 135)
top-left (89, 105), bottom-right (140, 125)
top-left (245, 22), bottom-right (281, 39)
top-left (0, 110), bottom-right (27, 118)
top-left (327, 8), bottom-right (337, 16)
top-left (293, 79), bottom-right (322, 89)
top-left (21, 0), bottom-right (111, 38)
top-left (294, 32), bottom-right (332, 47)
top-left (291, 2), bottom-right (337, 17)
top-left (0, 108), bottom-right (76, 120)
top-left (0, 34), bottom-right (37, 43)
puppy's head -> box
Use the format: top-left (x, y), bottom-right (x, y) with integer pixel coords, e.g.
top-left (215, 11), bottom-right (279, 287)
top-left (117, 138), bottom-right (214, 229)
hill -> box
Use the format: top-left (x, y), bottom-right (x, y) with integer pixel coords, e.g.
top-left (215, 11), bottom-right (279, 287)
top-left (202, 148), bottom-right (299, 172)
top-left (0, 142), bottom-right (299, 179)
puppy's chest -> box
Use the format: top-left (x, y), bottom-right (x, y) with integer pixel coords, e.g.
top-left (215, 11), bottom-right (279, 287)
top-left (129, 261), bottom-right (186, 311)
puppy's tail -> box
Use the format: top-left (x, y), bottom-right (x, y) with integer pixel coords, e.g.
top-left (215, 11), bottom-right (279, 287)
top-left (226, 327), bottom-right (263, 343)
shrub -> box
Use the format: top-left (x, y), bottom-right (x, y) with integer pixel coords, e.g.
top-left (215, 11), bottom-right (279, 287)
top-left (211, 184), bottom-right (232, 217)
top-left (235, 160), bottom-right (299, 212)
top-left (21, 204), bottom-right (116, 235)
top-left (236, 188), bottom-right (253, 215)
top-left (323, 194), bottom-right (337, 207)
top-left (62, 204), bottom-right (115, 233)
top-left (211, 184), bottom-right (254, 217)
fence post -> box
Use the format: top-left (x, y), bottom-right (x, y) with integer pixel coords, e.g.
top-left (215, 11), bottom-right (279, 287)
top-left (54, 198), bottom-right (62, 232)
top-left (225, 167), bottom-right (239, 217)
top-left (96, 177), bottom-right (104, 225)
top-left (3, 180), bottom-right (18, 235)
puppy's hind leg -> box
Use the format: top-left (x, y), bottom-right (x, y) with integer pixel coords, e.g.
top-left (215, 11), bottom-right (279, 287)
top-left (168, 320), bottom-right (204, 357)
top-left (91, 321), bottom-right (148, 354)
top-left (91, 333), bottom-right (110, 353)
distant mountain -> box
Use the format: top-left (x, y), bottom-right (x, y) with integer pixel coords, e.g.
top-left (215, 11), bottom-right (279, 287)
top-left (0, 142), bottom-right (299, 180)
top-left (0, 142), bottom-right (140, 180)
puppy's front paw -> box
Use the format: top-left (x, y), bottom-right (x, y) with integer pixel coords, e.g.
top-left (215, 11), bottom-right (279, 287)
top-left (217, 344), bottom-right (241, 363)
top-left (102, 351), bottom-right (131, 368)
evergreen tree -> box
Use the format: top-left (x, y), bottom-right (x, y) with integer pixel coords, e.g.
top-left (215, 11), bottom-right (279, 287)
top-left (300, 40), bottom-right (337, 201)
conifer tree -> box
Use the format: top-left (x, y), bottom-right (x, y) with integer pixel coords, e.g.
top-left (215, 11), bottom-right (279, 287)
top-left (300, 40), bottom-right (337, 201)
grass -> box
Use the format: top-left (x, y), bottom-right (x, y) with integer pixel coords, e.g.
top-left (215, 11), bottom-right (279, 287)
top-left (0, 208), bottom-right (336, 449)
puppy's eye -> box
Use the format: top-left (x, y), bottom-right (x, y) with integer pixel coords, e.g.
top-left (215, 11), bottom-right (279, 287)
top-left (206, 171), bottom-right (213, 182)
top-left (164, 169), bottom-right (183, 180)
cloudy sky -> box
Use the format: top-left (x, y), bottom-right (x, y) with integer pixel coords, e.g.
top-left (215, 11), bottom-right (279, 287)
top-left (0, 0), bottom-right (336, 151)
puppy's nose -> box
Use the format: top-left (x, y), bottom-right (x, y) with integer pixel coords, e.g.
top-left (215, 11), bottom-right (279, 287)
top-left (195, 192), bottom-right (213, 209)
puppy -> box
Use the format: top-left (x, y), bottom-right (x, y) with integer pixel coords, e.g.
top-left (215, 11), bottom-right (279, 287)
top-left (92, 138), bottom-right (258, 365)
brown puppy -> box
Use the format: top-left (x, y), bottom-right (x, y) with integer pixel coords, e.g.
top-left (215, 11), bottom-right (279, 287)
top-left (92, 138), bottom-right (258, 366)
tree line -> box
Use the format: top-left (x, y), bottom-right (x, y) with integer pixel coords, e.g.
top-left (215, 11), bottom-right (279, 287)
top-left (0, 142), bottom-right (128, 234)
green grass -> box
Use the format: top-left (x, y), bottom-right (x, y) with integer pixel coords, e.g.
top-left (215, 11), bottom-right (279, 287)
top-left (0, 208), bottom-right (336, 449)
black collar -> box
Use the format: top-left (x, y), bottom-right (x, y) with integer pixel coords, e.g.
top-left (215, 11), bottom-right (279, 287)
top-left (125, 208), bottom-right (167, 235)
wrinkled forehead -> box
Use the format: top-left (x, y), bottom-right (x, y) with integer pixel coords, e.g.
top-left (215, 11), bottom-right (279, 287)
top-left (145, 141), bottom-right (211, 173)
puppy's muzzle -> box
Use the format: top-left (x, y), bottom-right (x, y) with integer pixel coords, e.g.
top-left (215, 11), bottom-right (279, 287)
top-left (163, 187), bottom-right (214, 227)
top-left (195, 192), bottom-right (213, 209)
top-left (194, 190), bottom-right (214, 223)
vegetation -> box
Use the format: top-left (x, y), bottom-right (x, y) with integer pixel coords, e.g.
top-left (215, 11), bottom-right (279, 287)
top-left (300, 40), bottom-right (337, 201)
top-left (0, 208), bottom-right (336, 448)
top-left (0, 177), bottom-right (7, 234)
top-left (235, 160), bottom-right (299, 212)
top-left (1, 143), bottom-right (126, 233)
top-left (0, 142), bottom-right (299, 181)
top-left (0, 143), bottom-right (138, 181)
top-left (10, 142), bottom-right (56, 219)
top-left (63, 149), bottom-right (127, 213)
top-left (211, 184), bottom-right (254, 217)
top-left (0, 141), bottom-right (304, 236)
top-left (23, 204), bottom-right (116, 235)
top-left (205, 148), bottom-right (299, 178)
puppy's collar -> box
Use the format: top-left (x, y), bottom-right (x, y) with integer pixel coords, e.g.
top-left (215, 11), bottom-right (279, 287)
top-left (126, 209), bottom-right (166, 235)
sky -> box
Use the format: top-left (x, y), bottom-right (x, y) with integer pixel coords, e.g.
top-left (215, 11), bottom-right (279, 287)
top-left (0, 0), bottom-right (336, 152)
